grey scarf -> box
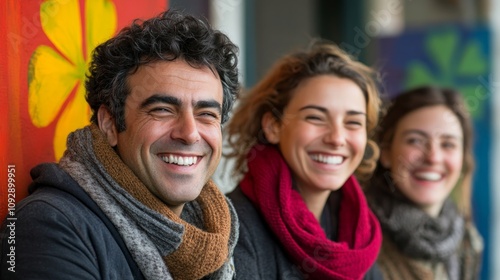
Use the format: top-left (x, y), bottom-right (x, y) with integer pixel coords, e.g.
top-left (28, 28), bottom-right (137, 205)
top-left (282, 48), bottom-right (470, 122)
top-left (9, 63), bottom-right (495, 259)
top-left (59, 125), bottom-right (238, 280)
top-left (368, 189), bottom-right (464, 280)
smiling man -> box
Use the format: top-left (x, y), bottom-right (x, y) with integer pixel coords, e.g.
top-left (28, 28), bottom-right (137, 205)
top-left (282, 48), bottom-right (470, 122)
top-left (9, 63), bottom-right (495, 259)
top-left (100, 59), bottom-right (225, 216)
top-left (0, 10), bottom-right (240, 280)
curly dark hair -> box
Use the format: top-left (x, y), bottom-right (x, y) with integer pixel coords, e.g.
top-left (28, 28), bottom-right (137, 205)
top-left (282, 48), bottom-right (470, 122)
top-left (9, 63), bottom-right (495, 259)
top-left (85, 9), bottom-right (240, 131)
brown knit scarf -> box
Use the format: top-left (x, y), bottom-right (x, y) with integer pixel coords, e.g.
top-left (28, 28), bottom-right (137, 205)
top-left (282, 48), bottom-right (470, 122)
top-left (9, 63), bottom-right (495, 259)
top-left (89, 125), bottom-right (232, 279)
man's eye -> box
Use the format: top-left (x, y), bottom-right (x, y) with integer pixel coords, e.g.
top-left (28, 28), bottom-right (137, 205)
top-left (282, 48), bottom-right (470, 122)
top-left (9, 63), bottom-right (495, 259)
top-left (201, 112), bottom-right (217, 118)
top-left (198, 111), bottom-right (221, 120)
top-left (149, 107), bottom-right (174, 116)
top-left (151, 108), bottom-right (168, 112)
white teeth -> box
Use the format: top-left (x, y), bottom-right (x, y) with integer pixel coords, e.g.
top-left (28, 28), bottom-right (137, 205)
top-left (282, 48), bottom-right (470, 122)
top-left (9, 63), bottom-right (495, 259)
top-left (161, 155), bottom-right (198, 166)
top-left (311, 154), bottom-right (343, 165)
top-left (414, 172), bottom-right (442, 181)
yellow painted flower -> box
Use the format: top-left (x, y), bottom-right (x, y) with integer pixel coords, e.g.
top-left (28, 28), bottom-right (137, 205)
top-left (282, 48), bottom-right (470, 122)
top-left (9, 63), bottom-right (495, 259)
top-left (28, 0), bottom-right (117, 159)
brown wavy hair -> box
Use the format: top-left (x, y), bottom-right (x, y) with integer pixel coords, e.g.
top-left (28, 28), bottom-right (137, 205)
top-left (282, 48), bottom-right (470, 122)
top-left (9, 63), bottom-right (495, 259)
top-left (224, 40), bottom-right (382, 182)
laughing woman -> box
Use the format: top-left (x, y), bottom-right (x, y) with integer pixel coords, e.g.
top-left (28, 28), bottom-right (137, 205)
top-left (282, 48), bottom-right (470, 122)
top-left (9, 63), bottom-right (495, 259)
top-left (365, 86), bottom-right (483, 279)
top-left (225, 41), bottom-right (383, 279)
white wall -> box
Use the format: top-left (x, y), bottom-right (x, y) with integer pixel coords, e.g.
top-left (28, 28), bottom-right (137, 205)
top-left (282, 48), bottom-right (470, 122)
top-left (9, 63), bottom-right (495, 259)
top-left (210, 0), bottom-right (245, 193)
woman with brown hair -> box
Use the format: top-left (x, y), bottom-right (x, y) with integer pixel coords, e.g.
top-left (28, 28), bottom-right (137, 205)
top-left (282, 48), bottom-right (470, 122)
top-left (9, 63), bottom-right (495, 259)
top-left (225, 40), bottom-right (384, 279)
top-left (365, 86), bottom-right (484, 279)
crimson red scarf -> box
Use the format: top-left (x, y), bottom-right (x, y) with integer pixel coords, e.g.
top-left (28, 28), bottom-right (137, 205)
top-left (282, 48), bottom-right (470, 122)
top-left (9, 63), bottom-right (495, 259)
top-left (240, 145), bottom-right (382, 280)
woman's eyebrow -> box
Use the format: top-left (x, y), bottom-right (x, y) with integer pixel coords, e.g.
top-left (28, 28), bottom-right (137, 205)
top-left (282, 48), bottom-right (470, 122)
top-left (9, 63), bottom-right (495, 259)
top-left (299, 105), bottom-right (366, 116)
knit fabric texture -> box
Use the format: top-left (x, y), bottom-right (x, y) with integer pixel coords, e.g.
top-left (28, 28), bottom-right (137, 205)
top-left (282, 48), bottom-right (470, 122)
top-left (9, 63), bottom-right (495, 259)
top-left (59, 124), bottom-right (237, 280)
top-left (367, 185), bottom-right (483, 280)
top-left (240, 144), bottom-right (382, 280)
top-left (375, 226), bottom-right (483, 280)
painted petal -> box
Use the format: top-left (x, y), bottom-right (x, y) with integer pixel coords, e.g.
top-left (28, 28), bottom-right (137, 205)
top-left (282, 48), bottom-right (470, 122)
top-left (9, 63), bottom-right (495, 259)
top-left (426, 30), bottom-right (457, 76)
top-left (53, 83), bottom-right (91, 160)
top-left (29, 45), bottom-right (79, 127)
top-left (85, 0), bottom-right (117, 59)
top-left (457, 41), bottom-right (488, 76)
top-left (40, 0), bottom-right (84, 66)
top-left (405, 61), bottom-right (436, 89)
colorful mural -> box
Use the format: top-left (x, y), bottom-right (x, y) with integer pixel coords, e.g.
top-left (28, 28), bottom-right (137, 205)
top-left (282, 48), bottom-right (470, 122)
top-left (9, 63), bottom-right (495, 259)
top-left (28, 0), bottom-right (117, 160)
top-left (376, 24), bottom-right (492, 279)
top-left (1, 0), bottom-right (167, 219)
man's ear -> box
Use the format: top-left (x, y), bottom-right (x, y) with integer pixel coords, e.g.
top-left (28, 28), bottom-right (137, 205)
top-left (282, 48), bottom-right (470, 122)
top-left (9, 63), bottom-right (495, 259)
top-left (97, 105), bottom-right (118, 147)
top-left (380, 147), bottom-right (391, 169)
top-left (261, 112), bottom-right (280, 144)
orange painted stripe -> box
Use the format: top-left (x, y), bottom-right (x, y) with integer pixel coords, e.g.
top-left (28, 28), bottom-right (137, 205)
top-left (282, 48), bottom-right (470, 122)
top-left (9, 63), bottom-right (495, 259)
top-left (1, 0), bottom-right (23, 219)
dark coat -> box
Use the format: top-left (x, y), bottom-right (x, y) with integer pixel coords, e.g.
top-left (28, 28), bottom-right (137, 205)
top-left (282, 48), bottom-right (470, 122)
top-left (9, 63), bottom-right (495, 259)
top-left (0, 163), bottom-right (143, 280)
top-left (227, 187), bottom-right (384, 280)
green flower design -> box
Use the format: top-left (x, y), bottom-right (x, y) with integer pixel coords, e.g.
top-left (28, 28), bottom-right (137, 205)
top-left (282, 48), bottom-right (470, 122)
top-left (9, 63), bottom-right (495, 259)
top-left (404, 28), bottom-right (489, 118)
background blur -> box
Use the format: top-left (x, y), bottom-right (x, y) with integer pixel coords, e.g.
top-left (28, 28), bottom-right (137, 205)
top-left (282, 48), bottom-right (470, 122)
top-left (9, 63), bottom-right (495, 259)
top-left (2, 0), bottom-right (498, 279)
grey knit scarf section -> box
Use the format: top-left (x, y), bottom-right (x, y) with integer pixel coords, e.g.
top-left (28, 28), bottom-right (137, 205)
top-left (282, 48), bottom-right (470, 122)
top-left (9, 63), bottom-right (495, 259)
top-left (368, 191), bottom-right (464, 280)
top-left (58, 126), bottom-right (238, 280)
